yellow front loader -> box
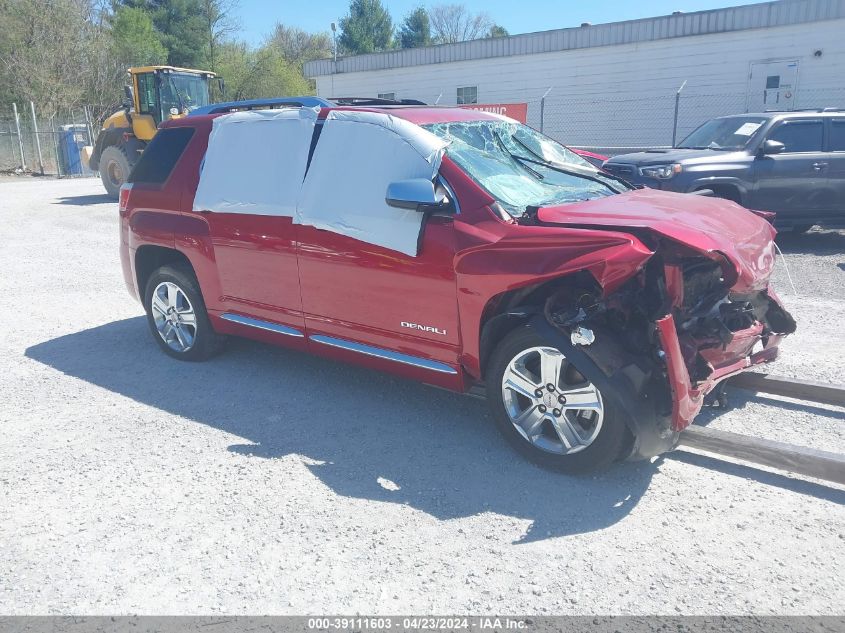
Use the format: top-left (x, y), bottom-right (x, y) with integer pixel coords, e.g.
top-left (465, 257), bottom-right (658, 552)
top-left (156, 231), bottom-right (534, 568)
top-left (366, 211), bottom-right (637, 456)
top-left (83, 66), bottom-right (218, 197)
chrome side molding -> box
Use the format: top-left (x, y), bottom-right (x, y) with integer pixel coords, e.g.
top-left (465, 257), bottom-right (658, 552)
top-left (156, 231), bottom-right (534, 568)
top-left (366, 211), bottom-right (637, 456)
top-left (220, 315), bottom-right (457, 374)
top-left (309, 334), bottom-right (458, 375)
top-left (220, 313), bottom-right (305, 338)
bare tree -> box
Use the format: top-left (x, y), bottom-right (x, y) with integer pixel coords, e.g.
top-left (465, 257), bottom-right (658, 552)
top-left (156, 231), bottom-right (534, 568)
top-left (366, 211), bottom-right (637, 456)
top-left (84, 29), bottom-right (128, 125)
top-left (201, 0), bottom-right (240, 73)
top-left (265, 24), bottom-right (333, 67)
top-left (0, 0), bottom-right (122, 119)
top-left (428, 4), bottom-right (493, 44)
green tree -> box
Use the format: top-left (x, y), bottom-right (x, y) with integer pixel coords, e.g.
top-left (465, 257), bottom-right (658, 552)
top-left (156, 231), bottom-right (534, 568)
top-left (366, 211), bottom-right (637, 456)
top-left (338, 0), bottom-right (393, 55)
top-left (119, 0), bottom-right (209, 68)
top-left (398, 7), bottom-right (431, 49)
top-left (488, 24), bottom-right (508, 37)
top-left (110, 5), bottom-right (168, 65)
top-left (156, 0), bottom-right (208, 67)
top-left (215, 40), bottom-right (311, 101)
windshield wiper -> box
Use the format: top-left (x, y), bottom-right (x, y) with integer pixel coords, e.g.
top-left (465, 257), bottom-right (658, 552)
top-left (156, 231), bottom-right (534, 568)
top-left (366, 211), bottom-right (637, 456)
top-left (491, 132), bottom-right (545, 181)
top-left (509, 135), bottom-right (629, 193)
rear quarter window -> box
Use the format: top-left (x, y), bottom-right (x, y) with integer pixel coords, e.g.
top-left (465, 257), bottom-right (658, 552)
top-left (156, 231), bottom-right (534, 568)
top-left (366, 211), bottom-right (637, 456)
top-left (128, 127), bottom-right (195, 184)
top-left (830, 120), bottom-right (845, 152)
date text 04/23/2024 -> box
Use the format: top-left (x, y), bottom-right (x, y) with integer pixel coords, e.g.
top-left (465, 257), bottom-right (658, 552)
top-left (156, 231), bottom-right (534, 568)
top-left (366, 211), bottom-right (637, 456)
top-left (306, 617), bottom-right (529, 630)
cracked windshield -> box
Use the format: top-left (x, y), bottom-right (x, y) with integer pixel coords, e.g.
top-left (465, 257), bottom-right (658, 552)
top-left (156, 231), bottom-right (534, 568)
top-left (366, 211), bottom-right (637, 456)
top-left (424, 120), bottom-right (629, 216)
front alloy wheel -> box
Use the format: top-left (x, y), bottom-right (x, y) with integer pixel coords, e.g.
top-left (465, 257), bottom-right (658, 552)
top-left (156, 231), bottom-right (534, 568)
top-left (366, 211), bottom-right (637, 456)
top-left (501, 346), bottom-right (604, 455)
top-left (487, 325), bottom-right (629, 473)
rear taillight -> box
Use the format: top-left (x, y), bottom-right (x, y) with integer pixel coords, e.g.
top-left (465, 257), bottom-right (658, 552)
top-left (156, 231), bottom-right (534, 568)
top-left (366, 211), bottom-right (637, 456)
top-left (118, 183), bottom-right (133, 216)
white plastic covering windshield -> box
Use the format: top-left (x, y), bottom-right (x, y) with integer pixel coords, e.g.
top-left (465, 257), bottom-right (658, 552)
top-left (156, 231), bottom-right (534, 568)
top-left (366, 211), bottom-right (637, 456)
top-left (193, 107), bottom-right (318, 216)
top-left (296, 110), bottom-right (448, 257)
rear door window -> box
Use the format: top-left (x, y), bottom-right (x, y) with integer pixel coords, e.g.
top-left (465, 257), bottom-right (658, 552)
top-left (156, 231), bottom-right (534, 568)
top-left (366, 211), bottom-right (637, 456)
top-left (128, 127), bottom-right (195, 184)
top-left (829, 120), bottom-right (845, 152)
top-left (766, 120), bottom-right (823, 153)
top-left (191, 108), bottom-right (317, 216)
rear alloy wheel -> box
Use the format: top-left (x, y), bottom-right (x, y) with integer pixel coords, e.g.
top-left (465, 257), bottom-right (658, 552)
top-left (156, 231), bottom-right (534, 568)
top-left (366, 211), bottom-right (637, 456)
top-left (487, 325), bottom-right (629, 473)
top-left (143, 265), bottom-right (225, 361)
top-left (150, 281), bottom-right (198, 353)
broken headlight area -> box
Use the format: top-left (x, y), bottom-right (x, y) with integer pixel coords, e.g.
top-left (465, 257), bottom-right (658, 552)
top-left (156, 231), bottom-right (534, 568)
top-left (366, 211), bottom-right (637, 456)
top-left (671, 258), bottom-right (795, 376)
top-left (543, 248), bottom-right (796, 436)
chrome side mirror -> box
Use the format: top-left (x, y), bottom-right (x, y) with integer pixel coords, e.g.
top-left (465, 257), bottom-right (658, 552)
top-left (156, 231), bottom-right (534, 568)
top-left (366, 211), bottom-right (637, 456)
top-left (385, 179), bottom-right (447, 212)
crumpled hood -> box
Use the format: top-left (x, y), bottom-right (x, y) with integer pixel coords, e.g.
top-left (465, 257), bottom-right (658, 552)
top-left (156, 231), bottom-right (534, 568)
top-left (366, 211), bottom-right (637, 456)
top-left (536, 189), bottom-right (777, 292)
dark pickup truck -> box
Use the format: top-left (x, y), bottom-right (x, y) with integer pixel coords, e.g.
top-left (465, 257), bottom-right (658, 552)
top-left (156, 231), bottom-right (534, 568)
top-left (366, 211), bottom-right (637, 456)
top-left (603, 109), bottom-right (845, 232)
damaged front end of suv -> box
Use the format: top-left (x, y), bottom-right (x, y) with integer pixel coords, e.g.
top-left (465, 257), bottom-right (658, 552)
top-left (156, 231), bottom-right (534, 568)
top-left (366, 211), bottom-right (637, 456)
top-left (529, 191), bottom-right (797, 459)
top-left (425, 116), bottom-right (795, 464)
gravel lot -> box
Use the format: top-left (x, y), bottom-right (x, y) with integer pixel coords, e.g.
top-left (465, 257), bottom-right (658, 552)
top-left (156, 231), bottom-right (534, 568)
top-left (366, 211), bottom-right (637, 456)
top-left (1, 177), bottom-right (844, 615)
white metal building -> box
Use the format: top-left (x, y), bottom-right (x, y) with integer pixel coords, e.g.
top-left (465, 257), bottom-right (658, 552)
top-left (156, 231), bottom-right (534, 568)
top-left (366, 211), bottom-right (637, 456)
top-left (304, 0), bottom-right (845, 152)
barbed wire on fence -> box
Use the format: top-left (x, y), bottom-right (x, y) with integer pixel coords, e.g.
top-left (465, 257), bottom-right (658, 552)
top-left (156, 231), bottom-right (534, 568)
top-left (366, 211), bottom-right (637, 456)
top-left (541, 87), bottom-right (845, 156)
top-left (414, 86), bottom-right (845, 154)
top-left (4, 86), bottom-right (845, 173)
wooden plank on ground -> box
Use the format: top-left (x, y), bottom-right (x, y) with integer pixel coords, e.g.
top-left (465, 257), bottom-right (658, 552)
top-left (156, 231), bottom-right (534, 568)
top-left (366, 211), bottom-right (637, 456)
top-left (730, 372), bottom-right (845, 407)
top-left (678, 425), bottom-right (845, 485)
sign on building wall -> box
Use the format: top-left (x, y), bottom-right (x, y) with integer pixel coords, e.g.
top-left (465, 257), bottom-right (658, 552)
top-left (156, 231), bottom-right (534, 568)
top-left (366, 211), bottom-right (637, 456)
top-left (458, 103), bottom-right (528, 123)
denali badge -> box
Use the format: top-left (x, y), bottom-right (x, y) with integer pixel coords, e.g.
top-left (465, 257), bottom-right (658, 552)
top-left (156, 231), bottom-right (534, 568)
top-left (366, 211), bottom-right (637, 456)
top-left (401, 321), bottom-right (447, 336)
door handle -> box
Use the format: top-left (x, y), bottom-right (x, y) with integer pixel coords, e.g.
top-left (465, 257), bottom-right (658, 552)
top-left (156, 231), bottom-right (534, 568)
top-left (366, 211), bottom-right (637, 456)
top-left (812, 162), bottom-right (828, 171)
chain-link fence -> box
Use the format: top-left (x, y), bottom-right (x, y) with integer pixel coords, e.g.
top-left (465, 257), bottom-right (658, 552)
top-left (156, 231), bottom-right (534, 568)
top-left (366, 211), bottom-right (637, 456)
top-left (0, 103), bottom-right (100, 177)
top-left (538, 87), bottom-right (845, 156)
top-left (4, 86), bottom-right (845, 173)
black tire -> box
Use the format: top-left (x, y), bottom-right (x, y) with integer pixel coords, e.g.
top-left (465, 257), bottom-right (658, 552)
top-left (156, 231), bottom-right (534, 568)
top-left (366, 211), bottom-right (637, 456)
top-left (486, 325), bottom-right (630, 473)
top-left (143, 264), bottom-right (226, 361)
top-left (99, 145), bottom-right (132, 199)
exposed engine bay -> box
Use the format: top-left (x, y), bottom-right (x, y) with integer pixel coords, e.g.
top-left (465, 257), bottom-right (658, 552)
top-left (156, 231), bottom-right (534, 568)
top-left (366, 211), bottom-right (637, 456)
top-left (466, 187), bottom-right (797, 459)
top-left (541, 235), bottom-right (796, 440)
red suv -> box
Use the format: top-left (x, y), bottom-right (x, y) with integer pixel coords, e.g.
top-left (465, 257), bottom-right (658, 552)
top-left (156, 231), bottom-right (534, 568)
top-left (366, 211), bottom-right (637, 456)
top-left (119, 105), bottom-right (796, 473)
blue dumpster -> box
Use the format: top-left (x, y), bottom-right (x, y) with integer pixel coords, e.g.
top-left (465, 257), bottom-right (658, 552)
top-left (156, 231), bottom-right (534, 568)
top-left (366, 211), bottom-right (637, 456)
top-left (59, 124), bottom-right (93, 176)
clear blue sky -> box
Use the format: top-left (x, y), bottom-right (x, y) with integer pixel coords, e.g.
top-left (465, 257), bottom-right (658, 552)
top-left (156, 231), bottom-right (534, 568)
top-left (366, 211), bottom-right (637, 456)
top-left (237, 0), bottom-right (772, 45)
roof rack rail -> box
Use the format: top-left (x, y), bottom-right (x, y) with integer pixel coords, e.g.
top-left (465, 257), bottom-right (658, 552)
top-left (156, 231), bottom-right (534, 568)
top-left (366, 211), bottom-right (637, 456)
top-left (189, 96), bottom-right (428, 116)
top-left (764, 107), bottom-right (845, 113)
top-left (190, 96), bottom-right (333, 116)
top-left (330, 97), bottom-right (427, 106)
